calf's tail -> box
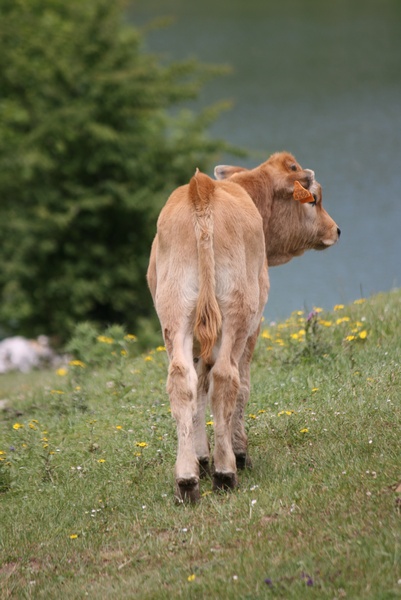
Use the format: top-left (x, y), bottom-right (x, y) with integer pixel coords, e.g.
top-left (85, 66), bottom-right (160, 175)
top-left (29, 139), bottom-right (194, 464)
top-left (189, 169), bottom-right (222, 362)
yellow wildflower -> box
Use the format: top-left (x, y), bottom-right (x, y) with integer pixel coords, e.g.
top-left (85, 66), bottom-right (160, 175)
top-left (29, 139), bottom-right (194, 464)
top-left (313, 307), bottom-right (323, 313)
top-left (248, 414), bottom-right (257, 419)
top-left (13, 423), bottom-right (24, 430)
top-left (187, 574), bottom-right (196, 582)
top-left (206, 420), bottom-right (214, 426)
top-left (353, 298), bottom-right (366, 304)
top-left (97, 459), bottom-right (106, 463)
top-left (69, 360), bottom-right (86, 367)
top-left (156, 346), bottom-right (166, 352)
top-left (136, 442), bottom-right (148, 448)
top-left (97, 335), bottom-right (114, 344)
top-left (345, 335), bottom-right (355, 341)
top-left (51, 390), bottom-right (64, 395)
top-left (261, 330), bottom-right (272, 339)
top-left (116, 426), bottom-right (123, 430)
top-left (336, 317), bottom-right (350, 324)
top-left (359, 330), bottom-right (368, 339)
top-left (120, 349), bottom-right (128, 356)
top-left (56, 368), bottom-right (68, 376)
top-left (334, 304), bottom-right (345, 311)
top-left (144, 355), bottom-right (153, 362)
top-left (311, 387), bottom-right (319, 393)
top-left (319, 320), bottom-right (333, 327)
top-left (69, 534), bottom-right (78, 540)
top-left (124, 334), bottom-right (137, 341)
top-left (258, 409), bottom-right (266, 414)
top-left (299, 428), bottom-right (309, 433)
top-left (29, 422), bottom-right (37, 430)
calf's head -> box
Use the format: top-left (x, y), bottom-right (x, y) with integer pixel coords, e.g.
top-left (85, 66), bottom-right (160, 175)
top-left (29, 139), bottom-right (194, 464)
top-left (215, 151), bottom-right (340, 266)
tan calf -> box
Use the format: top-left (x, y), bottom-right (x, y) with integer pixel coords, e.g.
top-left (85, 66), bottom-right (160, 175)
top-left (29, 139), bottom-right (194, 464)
top-left (147, 151), bottom-right (340, 502)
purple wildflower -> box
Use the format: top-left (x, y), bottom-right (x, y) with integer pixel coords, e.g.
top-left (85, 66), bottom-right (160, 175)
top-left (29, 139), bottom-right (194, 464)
top-left (301, 572), bottom-right (314, 586)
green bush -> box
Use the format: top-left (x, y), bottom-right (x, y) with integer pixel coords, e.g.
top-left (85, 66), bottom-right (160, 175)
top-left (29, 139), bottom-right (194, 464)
top-left (0, 0), bottom-right (233, 342)
top-left (66, 322), bottom-right (139, 368)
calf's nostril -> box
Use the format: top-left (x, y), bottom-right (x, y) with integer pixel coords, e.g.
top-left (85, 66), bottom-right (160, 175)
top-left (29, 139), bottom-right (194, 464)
top-left (337, 227), bottom-right (341, 238)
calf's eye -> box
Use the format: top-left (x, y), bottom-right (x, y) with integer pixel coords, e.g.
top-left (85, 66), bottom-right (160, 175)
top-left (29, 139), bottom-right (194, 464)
top-left (309, 195), bottom-right (317, 207)
top-left (290, 164), bottom-right (297, 171)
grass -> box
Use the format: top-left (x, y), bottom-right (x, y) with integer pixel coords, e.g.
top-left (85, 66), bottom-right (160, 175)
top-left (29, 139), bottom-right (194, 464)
top-left (1, 290), bottom-right (401, 599)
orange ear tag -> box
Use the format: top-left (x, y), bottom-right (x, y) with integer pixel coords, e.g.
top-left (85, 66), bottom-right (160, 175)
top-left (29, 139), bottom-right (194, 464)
top-left (293, 180), bottom-right (314, 204)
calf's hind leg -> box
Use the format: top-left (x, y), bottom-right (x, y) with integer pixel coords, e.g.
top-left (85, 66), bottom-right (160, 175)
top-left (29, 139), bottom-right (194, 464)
top-left (165, 330), bottom-right (200, 503)
top-left (210, 328), bottom-right (245, 491)
top-left (193, 359), bottom-right (212, 477)
top-left (210, 358), bottom-right (240, 491)
top-left (231, 329), bottom-right (260, 469)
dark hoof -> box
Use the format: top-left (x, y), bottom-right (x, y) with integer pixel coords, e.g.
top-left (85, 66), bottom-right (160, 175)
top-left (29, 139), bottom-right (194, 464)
top-left (199, 457), bottom-right (211, 479)
top-left (213, 471), bottom-right (238, 492)
top-left (235, 453), bottom-right (253, 470)
top-left (175, 477), bottom-right (200, 504)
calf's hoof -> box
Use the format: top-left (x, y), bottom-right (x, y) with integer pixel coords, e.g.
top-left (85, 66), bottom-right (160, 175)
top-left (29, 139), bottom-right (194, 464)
top-left (175, 476), bottom-right (200, 504)
top-left (213, 471), bottom-right (238, 492)
top-left (235, 453), bottom-right (253, 470)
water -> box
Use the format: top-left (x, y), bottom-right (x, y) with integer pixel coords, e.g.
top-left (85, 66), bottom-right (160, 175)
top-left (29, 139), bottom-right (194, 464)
top-left (130, 0), bottom-right (401, 320)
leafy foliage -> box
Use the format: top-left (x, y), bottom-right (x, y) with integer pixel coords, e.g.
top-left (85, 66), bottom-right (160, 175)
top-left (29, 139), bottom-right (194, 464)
top-left (0, 0), bottom-right (233, 341)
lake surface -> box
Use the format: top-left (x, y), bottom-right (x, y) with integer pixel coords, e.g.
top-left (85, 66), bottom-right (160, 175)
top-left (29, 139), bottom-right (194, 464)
top-left (130, 0), bottom-right (401, 321)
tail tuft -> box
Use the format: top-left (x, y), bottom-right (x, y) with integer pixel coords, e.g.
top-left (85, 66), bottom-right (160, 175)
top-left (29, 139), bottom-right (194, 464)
top-left (194, 296), bottom-right (222, 363)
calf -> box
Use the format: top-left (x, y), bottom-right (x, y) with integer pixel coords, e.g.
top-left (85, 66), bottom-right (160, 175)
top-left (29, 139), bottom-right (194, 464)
top-left (147, 151), bottom-right (340, 502)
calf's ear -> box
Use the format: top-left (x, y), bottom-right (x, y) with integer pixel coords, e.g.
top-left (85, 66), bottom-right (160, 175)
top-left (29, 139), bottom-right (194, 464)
top-left (214, 165), bottom-right (247, 180)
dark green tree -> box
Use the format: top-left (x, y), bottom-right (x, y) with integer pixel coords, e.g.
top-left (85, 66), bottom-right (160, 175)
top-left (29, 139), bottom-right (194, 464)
top-left (0, 0), bottom-right (233, 342)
